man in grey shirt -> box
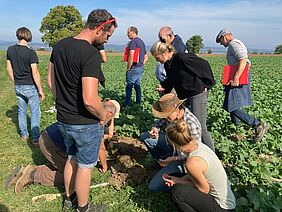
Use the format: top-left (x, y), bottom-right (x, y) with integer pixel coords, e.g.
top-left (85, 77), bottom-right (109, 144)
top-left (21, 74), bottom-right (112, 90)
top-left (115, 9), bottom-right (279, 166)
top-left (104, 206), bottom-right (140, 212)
top-left (216, 29), bottom-right (268, 142)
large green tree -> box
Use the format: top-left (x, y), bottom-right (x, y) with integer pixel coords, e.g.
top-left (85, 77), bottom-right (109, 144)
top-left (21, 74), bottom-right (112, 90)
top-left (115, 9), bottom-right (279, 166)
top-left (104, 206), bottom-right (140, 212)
top-left (274, 44), bottom-right (282, 54)
top-left (186, 35), bottom-right (204, 54)
top-left (40, 5), bottom-right (84, 47)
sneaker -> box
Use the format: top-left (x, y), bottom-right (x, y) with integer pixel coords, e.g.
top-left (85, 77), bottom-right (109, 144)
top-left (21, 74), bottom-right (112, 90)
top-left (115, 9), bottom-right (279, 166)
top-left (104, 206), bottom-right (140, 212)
top-left (63, 197), bottom-right (78, 212)
top-left (254, 122), bottom-right (269, 142)
top-left (15, 165), bottom-right (35, 194)
top-left (77, 203), bottom-right (108, 212)
top-left (5, 166), bottom-right (24, 189)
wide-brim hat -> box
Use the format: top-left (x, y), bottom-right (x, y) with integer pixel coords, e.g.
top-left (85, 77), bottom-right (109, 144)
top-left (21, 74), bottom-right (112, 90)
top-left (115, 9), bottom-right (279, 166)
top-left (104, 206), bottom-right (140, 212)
top-left (109, 100), bottom-right (120, 118)
top-left (152, 93), bottom-right (186, 118)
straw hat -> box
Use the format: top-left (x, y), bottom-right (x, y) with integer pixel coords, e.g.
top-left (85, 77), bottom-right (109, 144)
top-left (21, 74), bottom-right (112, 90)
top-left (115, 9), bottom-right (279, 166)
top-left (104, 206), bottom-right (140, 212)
top-left (152, 93), bottom-right (186, 118)
top-left (109, 100), bottom-right (120, 118)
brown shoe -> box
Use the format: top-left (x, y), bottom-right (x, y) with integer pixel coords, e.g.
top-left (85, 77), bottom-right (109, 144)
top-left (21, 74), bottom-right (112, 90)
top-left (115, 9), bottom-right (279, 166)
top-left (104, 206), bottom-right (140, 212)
top-left (254, 122), bottom-right (269, 142)
top-left (5, 166), bottom-right (24, 189)
top-left (15, 165), bottom-right (35, 194)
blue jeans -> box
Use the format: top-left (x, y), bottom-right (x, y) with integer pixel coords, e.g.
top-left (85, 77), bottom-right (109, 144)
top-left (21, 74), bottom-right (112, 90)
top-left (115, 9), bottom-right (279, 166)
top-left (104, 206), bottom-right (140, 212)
top-left (184, 89), bottom-right (215, 151)
top-left (140, 131), bottom-right (174, 160)
top-left (124, 66), bottom-right (144, 106)
top-left (58, 122), bottom-right (104, 168)
top-left (15, 85), bottom-right (40, 141)
top-left (230, 108), bottom-right (260, 128)
top-left (149, 161), bottom-right (185, 192)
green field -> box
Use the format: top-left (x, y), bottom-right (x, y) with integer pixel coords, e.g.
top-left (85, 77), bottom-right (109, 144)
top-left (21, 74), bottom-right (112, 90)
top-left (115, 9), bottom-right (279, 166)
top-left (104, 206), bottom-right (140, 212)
top-left (0, 51), bottom-right (281, 211)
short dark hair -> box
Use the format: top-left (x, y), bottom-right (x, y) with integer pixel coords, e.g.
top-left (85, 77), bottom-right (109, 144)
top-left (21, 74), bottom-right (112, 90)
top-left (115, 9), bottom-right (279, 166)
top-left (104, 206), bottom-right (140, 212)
top-left (129, 26), bottom-right (138, 35)
top-left (16, 27), bottom-right (32, 42)
top-left (85, 9), bottom-right (117, 31)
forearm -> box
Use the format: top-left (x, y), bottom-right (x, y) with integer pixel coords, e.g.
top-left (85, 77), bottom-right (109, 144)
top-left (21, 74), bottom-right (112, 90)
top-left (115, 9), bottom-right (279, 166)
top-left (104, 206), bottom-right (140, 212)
top-left (143, 54), bottom-right (148, 65)
top-left (7, 68), bottom-right (14, 82)
top-left (127, 50), bottom-right (134, 69)
top-left (127, 59), bottom-right (133, 70)
top-left (6, 61), bottom-right (14, 82)
top-left (47, 62), bottom-right (56, 96)
top-left (234, 59), bottom-right (247, 80)
top-left (31, 65), bottom-right (43, 93)
top-left (108, 120), bottom-right (114, 136)
top-left (82, 77), bottom-right (106, 121)
top-left (85, 101), bottom-right (106, 121)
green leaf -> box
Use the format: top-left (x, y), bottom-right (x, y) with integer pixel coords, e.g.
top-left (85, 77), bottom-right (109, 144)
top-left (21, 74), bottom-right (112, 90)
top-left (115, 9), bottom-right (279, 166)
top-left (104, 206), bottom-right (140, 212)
top-left (236, 197), bottom-right (249, 206)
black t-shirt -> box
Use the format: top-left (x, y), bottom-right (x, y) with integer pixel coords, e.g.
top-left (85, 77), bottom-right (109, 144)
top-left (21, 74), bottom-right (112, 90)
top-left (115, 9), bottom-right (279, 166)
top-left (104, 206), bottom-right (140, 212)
top-left (6, 44), bottom-right (39, 85)
top-left (50, 37), bottom-right (105, 124)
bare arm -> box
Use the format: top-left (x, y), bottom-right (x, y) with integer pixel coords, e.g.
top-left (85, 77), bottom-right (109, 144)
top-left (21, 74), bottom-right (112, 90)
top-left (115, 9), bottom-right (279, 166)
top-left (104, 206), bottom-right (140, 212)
top-left (231, 58), bottom-right (248, 86)
top-left (127, 50), bottom-right (135, 70)
top-left (82, 77), bottom-right (106, 122)
top-left (108, 119), bottom-right (114, 138)
top-left (143, 53), bottom-right (148, 65)
top-left (6, 60), bottom-right (14, 82)
top-left (31, 63), bottom-right (45, 102)
top-left (99, 50), bottom-right (107, 63)
top-left (186, 157), bottom-right (210, 194)
top-left (47, 62), bottom-right (56, 96)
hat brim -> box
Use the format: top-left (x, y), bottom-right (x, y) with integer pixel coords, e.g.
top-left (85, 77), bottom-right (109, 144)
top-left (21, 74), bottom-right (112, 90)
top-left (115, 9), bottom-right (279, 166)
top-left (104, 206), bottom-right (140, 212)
top-left (152, 99), bottom-right (186, 119)
top-left (216, 35), bottom-right (222, 43)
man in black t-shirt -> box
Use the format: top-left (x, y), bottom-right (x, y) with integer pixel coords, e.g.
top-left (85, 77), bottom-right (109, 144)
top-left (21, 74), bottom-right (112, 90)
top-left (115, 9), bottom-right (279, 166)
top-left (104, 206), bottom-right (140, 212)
top-left (47, 9), bottom-right (117, 212)
top-left (6, 27), bottom-right (45, 144)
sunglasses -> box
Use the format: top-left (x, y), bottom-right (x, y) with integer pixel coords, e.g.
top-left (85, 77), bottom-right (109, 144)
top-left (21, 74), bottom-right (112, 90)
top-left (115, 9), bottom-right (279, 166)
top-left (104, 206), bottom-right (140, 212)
top-left (97, 18), bottom-right (116, 28)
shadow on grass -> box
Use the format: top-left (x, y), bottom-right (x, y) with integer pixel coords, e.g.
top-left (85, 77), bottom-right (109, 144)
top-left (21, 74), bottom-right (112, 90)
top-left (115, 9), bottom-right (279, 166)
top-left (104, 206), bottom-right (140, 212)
top-left (5, 105), bottom-right (47, 165)
top-left (128, 185), bottom-right (178, 212)
top-left (0, 204), bottom-right (10, 212)
top-left (5, 105), bottom-right (19, 133)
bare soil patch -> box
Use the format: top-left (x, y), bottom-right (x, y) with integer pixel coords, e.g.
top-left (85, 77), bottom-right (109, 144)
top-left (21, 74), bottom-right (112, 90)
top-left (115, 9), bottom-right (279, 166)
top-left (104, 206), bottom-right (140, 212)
top-left (106, 136), bottom-right (158, 188)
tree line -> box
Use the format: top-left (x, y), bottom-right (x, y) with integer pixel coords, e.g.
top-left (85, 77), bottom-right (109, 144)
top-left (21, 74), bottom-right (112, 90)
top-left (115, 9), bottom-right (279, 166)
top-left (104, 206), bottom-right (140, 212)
top-left (40, 5), bottom-right (282, 54)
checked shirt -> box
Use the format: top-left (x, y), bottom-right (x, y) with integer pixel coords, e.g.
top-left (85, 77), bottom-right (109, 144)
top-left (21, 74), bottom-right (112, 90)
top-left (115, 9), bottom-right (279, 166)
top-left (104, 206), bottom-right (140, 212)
top-left (153, 107), bottom-right (202, 142)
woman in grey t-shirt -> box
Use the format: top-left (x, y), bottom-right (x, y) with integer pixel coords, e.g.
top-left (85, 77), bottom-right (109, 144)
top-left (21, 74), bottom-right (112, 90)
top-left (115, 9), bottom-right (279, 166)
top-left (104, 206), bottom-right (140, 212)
top-left (163, 120), bottom-right (236, 211)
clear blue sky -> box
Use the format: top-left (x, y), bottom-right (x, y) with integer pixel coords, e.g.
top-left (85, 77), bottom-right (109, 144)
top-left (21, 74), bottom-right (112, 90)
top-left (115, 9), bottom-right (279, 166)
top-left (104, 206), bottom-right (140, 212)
top-left (0, 0), bottom-right (281, 49)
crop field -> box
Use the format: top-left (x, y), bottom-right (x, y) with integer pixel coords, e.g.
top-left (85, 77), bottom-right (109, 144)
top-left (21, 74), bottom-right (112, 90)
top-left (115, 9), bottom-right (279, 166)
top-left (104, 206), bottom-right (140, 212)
top-left (0, 51), bottom-right (281, 211)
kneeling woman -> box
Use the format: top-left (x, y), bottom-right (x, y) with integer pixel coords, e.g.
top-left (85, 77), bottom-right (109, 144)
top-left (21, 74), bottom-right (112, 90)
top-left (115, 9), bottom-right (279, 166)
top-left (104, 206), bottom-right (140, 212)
top-left (164, 121), bottom-right (236, 211)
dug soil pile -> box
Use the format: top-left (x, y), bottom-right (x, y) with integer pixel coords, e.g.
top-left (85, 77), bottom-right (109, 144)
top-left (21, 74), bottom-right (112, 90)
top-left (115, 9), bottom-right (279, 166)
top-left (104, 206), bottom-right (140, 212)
top-left (105, 136), bottom-right (159, 188)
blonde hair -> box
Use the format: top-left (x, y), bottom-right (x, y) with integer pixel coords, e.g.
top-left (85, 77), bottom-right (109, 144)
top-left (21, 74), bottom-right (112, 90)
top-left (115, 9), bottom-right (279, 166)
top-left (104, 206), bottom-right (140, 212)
top-left (166, 120), bottom-right (193, 147)
top-left (150, 41), bottom-right (175, 57)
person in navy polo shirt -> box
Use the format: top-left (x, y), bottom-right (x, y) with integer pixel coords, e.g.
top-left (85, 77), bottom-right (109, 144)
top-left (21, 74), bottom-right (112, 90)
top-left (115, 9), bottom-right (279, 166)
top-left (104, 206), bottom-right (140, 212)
top-left (124, 26), bottom-right (148, 107)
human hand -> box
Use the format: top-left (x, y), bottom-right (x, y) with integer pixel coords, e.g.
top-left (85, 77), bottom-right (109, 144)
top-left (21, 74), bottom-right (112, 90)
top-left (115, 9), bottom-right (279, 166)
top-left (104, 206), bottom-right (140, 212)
top-left (39, 91), bottom-right (45, 102)
top-left (158, 156), bottom-right (177, 167)
top-left (162, 174), bottom-right (176, 187)
top-left (155, 84), bottom-right (165, 92)
top-left (149, 127), bottom-right (159, 138)
top-left (229, 78), bottom-right (240, 87)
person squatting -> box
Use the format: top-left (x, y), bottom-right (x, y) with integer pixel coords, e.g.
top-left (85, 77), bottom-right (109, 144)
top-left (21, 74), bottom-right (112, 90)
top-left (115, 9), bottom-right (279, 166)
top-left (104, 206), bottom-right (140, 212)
top-left (6, 9), bottom-right (269, 212)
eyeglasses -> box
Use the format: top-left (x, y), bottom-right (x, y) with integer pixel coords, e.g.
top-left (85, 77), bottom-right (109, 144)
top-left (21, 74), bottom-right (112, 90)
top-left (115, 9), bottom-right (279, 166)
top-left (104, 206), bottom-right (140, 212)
top-left (98, 18), bottom-right (116, 28)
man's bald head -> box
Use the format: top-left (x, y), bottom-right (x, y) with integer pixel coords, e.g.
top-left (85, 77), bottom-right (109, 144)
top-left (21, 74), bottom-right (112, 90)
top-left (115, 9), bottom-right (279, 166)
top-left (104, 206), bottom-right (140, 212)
top-left (158, 26), bottom-right (174, 44)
